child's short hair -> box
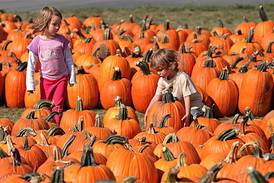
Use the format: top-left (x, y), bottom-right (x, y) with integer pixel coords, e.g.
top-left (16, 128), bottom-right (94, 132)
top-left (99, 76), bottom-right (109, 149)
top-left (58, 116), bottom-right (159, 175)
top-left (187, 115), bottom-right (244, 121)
top-left (150, 48), bottom-right (178, 71)
top-left (32, 6), bottom-right (62, 33)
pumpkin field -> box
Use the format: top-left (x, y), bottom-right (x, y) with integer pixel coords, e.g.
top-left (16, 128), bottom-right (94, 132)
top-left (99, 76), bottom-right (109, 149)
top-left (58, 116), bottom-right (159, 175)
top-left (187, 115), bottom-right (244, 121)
top-left (0, 3), bottom-right (273, 183)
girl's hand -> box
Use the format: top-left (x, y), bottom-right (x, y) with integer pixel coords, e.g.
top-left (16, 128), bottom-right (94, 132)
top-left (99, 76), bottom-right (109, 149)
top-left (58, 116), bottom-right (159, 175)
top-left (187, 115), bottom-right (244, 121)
top-left (181, 113), bottom-right (190, 127)
top-left (27, 90), bottom-right (34, 94)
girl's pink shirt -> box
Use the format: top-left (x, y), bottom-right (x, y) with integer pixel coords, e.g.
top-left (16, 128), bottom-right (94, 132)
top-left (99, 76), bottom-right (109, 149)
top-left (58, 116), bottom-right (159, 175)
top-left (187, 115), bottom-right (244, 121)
top-left (27, 34), bottom-right (69, 80)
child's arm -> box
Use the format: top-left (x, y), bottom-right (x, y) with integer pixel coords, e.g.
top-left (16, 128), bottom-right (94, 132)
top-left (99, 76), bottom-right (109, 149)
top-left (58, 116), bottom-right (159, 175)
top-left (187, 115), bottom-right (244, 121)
top-left (65, 46), bottom-right (76, 85)
top-left (26, 51), bottom-right (36, 92)
top-left (182, 95), bottom-right (191, 127)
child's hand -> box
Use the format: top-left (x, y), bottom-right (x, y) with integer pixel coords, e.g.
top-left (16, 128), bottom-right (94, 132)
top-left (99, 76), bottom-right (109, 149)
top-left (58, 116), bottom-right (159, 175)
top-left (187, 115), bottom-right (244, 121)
top-left (69, 82), bottom-right (75, 87)
top-left (181, 114), bottom-right (190, 127)
top-left (27, 90), bottom-right (34, 94)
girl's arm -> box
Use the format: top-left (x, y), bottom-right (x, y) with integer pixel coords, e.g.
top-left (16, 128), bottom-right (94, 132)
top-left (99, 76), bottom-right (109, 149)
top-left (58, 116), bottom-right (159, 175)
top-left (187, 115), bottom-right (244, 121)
top-left (65, 46), bottom-right (76, 85)
top-left (182, 95), bottom-right (191, 127)
top-left (26, 51), bottom-right (36, 92)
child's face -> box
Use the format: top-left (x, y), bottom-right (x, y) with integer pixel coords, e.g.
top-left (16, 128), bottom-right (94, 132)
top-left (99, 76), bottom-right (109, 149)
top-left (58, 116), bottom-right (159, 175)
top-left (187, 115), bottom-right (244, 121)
top-left (155, 62), bottom-right (177, 79)
top-left (45, 15), bottom-right (61, 37)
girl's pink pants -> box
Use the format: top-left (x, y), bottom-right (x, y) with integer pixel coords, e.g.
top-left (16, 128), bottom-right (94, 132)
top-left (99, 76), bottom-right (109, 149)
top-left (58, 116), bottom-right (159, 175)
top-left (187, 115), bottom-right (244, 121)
top-left (40, 75), bottom-right (68, 126)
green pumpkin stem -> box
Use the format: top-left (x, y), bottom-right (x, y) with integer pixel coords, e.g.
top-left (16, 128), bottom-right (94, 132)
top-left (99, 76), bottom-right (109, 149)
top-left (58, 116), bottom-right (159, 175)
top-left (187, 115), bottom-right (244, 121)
top-left (204, 59), bottom-right (215, 68)
top-left (167, 165), bottom-right (181, 183)
top-left (76, 96), bottom-right (84, 111)
top-left (0, 148), bottom-right (8, 158)
top-left (163, 133), bottom-right (179, 145)
top-left (122, 176), bottom-right (138, 183)
top-left (238, 65), bottom-right (248, 73)
top-left (61, 134), bottom-right (76, 158)
top-left (202, 105), bottom-right (214, 118)
top-left (231, 57), bottom-right (244, 69)
top-left (80, 146), bottom-right (97, 167)
top-left (218, 68), bottom-right (229, 80)
top-left (162, 90), bottom-right (176, 103)
top-left (158, 114), bottom-right (171, 128)
top-left (218, 19), bottom-right (224, 28)
top-left (246, 27), bottom-right (254, 43)
top-left (162, 146), bottom-right (175, 161)
top-left (217, 129), bottom-right (238, 141)
top-left (136, 60), bottom-right (151, 75)
top-left (47, 126), bottom-right (65, 136)
top-left (247, 167), bottom-right (268, 183)
top-left (143, 49), bottom-right (153, 63)
top-left (104, 135), bottom-right (128, 145)
top-left (266, 41), bottom-right (274, 53)
top-left (23, 135), bottom-right (31, 150)
top-left (50, 167), bottom-right (65, 183)
top-left (199, 162), bottom-right (224, 183)
top-left (33, 99), bottom-right (54, 109)
top-left (258, 5), bottom-right (268, 22)
top-left (178, 153), bottom-right (187, 167)
top-left (112, 67), bottom-right (122, 80)
top-left (104, 28), bottom-right (111, 40)
top-left (118, 104), bottom-right (128, 120)
top-left (45, 112), bottom-right (60, 123)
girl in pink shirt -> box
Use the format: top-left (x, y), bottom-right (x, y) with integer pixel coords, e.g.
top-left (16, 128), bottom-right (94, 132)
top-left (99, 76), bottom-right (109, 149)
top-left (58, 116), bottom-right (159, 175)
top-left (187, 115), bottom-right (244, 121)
top-left (26, 6), bottom-right (76, 126)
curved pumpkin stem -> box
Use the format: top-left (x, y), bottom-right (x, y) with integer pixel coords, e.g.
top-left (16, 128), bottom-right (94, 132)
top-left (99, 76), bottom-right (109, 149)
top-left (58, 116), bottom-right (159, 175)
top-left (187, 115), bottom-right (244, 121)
top-left (104, 135), bottom-right (128, 145)
top-left (143, 48), bottom-right (153, 63)
top-left (47, 126), bottom-right (65, 136)
top-left (178, 153), bottom-right (188, 167)
top-left (163, 133), bottom-right (179, 145)
top-left (223, 141), bottom-right (241, 163)
top-left (217, 128), bottom-right (239, 141)
top-left (16, 127), bottom-right (36, 137)
top-left (61, 134), bottom-right (76, 158)
top-left (158, 114), bottom-right (171, 128)
top-left (199, 162), bottom-right (224, 183)
top-left (231, 57), bottom-right (244, 69)
top-left (238, 141), bottom-right (263, 158)
top-left (33, 99), bottom-right (54, 109)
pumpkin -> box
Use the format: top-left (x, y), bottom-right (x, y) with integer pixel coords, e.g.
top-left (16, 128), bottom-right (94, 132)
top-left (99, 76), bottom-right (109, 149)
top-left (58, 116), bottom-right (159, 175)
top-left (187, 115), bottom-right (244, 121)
top-left (238, 62), bottom-right (273, 116)
top-left (131, 60), bottom-right (159, 113)
top-left (100, 67), bottom-right (132, 109)
top-left (104, 104), bottom-right (141, 139)
top-left (66, 66), bottom-right (99, 109)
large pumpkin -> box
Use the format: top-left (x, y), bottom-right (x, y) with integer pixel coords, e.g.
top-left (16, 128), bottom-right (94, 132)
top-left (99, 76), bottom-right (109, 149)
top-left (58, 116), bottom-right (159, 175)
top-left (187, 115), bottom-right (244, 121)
top-left (238, 62), bottom-right (273, 116)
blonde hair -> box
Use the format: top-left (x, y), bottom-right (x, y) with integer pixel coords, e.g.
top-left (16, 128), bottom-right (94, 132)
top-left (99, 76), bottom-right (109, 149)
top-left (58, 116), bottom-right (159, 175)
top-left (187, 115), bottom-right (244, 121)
top-left (150, 49), bottom-right (178, 71)
top-left (32, 6), bottom-right (62, 33)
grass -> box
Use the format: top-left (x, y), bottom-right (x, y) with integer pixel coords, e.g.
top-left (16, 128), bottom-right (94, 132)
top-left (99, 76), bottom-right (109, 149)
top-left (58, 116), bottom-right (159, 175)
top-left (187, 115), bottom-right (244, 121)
top-left (1, 4), bottom-right (273, 125)
top-left (10, 4), bottom-right (274, 30)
